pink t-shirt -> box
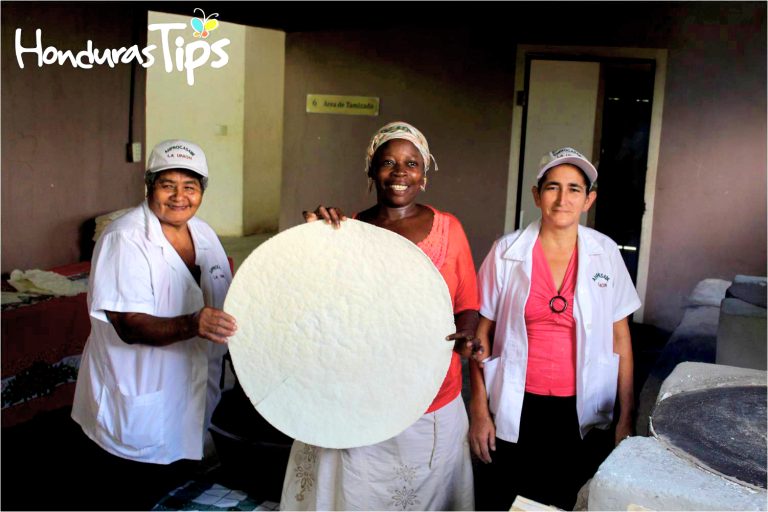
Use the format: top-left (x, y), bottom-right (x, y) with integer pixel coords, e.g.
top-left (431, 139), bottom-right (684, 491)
top-left (524, 238), bottom-right (578, 396)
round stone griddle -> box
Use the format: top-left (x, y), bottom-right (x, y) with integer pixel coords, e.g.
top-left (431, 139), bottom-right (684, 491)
top-left (650, 386), bottom-right (766, 489)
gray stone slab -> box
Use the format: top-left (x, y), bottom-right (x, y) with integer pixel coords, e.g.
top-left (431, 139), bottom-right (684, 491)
top-left (736, 275), bottom-right (768, 285)
top-left (588, 437), bottom-right (767, 511)
top-left (722, 298), bottom-right (768, 317)
top-left (651, 386), bottom-right (767, 489)
top-left (686, 278), bottom-right (732, 307)
top-left (727, 275), bottom-right (767, 309)
top-left (717, 299), bottom-right (767, 371)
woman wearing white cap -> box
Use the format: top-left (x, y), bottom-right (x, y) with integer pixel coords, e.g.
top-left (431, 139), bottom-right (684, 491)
top-left (71, 139), bottom-right (238, 509)
top-left (281, 122), bottom-right (481, 510)
top-left (469, 148), bottom-right (640, 510)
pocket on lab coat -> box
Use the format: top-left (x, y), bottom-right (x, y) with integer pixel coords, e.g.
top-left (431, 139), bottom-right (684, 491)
top-left (98, 386), bottom-right (165, 451)
top-left (589, 354), bottom-right (620, 414)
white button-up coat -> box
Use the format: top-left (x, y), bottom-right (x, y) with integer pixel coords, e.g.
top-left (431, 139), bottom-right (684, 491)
top-left (478, 220), bottom-right (640, 443)
top-left (72, 200), bottom-right (231, 463)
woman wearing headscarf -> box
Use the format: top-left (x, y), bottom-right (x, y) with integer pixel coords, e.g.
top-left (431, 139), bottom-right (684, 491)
top-left (279, 122), bottom-right (480, 511)
top-left (469, 148), bottom-right (640, 510)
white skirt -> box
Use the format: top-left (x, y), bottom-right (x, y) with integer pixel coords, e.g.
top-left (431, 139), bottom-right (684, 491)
top-left (280, 394), bottom-right (474, 511)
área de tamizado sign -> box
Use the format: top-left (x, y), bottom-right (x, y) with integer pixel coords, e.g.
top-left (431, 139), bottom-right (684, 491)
top-left (307, 94), bottom-right (379, 116)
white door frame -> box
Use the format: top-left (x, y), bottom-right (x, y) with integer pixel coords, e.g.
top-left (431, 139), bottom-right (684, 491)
top-left (505, 45), bottom-right (667, 323)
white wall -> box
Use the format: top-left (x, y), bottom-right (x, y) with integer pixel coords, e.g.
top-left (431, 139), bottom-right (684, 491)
top-left (146, 11), bottom-right (244, 236)
top-left (243, 28), bottom-right (285, 234)
top-left (146, 12), bottom-right (285, 236)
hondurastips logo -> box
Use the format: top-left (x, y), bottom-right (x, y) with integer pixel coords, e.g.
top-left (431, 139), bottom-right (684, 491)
top-left (14, 9), bottom-right (230, 86)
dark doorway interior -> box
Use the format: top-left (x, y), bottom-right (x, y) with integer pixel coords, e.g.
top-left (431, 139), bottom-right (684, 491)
top-left (593, 61), bottom-right (655, 284)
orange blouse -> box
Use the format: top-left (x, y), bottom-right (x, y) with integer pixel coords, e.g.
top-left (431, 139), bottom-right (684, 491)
top-left (418, 206), bottom-right (480, 412)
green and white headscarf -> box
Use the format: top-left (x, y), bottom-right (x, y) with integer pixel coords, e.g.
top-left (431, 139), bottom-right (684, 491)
top-left (364, 121), bottom-right (438, 174)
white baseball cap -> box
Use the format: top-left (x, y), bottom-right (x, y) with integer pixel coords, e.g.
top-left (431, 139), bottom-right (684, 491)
top-left (537, 147), bottom-right (598, 186)
top-left (147, 139), bottom-right (209, 188)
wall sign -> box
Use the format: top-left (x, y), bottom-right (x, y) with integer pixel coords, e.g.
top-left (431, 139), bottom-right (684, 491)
top-left (306, 94), bottom-right (379, 116)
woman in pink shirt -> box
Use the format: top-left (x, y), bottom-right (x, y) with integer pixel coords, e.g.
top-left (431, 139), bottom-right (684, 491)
top-left (470, 148), bottom-right (640, 510)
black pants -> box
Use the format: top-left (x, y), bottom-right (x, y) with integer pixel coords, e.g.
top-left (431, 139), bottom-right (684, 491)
top-left (474, 393), bottom-right (613, 511)
top-left (72, 429), bottom-right (199, 511)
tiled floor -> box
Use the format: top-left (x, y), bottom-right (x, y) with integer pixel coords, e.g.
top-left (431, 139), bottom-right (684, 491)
top-left (152, 478), bottom-right (279, 511)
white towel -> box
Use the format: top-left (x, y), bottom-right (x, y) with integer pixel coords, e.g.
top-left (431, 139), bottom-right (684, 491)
top-left (8, 269), bottom-right (87, 296)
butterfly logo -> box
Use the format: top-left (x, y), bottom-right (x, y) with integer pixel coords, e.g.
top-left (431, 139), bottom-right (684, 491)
top-left (190, 8), bottom-right (219, 39)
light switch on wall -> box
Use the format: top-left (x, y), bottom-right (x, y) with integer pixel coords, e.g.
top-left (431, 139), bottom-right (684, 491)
top-left (128, 142), bottom-right (142, 163)
top-left (214, 124), bottom-right (228, 136)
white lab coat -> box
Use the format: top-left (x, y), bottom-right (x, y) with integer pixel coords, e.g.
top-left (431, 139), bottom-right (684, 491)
top-left (478, 219), bottom-right (640, 443)
top-left (72, 200), bottom-right (231, 464)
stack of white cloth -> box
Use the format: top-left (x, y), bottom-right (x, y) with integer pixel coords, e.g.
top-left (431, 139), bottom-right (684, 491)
top-left (6, 269), bottom-right (87, 298)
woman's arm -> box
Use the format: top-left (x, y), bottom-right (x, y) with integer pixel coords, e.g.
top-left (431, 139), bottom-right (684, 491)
top-left (446, 309), bottom-right (483, 360)
top-left (469, 315), bottom-right (496, 463)
top-left (613, 316), bottom-right (635, 444)
top-left (106, 306), bottom-right (237, 346)
top-left (444, 217), bottom-right (483, 360)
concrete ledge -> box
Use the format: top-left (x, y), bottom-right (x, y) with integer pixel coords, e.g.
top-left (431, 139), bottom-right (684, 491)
top-left (721, 298), bottom-right (767, 317)
top-left (716, 299), bottom-right (767, 370)
top-left (685, 278), bottom-right (731, 307)
top-left (727, 275), bottom-right (767, 309)
top-left (588, 437), bottom-right (767, 511)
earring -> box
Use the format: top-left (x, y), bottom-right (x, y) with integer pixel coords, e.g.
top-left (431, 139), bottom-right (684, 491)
top-left (367, 177), bottom-right (374, 194)
top-left (420, 177), bottom-right (428, 192)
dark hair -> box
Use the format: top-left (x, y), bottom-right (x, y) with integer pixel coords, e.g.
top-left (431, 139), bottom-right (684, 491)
top-left (145, 170), bottom-right (206, 195)
top-left (536, 165), bottom-right (592, 193)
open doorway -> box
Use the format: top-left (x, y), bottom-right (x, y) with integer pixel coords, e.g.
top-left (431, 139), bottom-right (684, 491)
top-left (592, 61), bottom-right (655, 283)
top-left (515, 56), bottom-right (655, 283)
top-left (145, 10), bottom-right (285, 239)
top-left (506, 46), bottom-right (667, 322)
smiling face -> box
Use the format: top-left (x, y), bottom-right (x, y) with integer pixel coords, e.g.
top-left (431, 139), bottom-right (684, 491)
top-left (532, 164), bottom-right (596, 230)
top-left (147, 170), bottom-right (203, 228)
top-left (369, 139), bottom-right (426, 208)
